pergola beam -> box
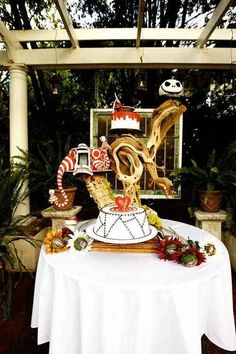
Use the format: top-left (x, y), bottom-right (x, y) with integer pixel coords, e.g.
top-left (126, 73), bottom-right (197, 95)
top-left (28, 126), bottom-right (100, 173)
top-left (54, 0), bottom-right (78, 48)
top-left (1, 47), bottom-right (235, 70)
top-left (0, 28), bottom-right (235, 43)
top-left (136, 0), bottom-right (146, 48)
top-left (0, 21), bottom-right (22, 62)
top-left (196, 0), bottom-right (234, 48)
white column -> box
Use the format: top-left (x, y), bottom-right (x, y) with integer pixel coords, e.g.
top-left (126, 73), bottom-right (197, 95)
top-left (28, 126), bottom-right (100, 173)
top-left (9, 64), bottom-right (30, 216)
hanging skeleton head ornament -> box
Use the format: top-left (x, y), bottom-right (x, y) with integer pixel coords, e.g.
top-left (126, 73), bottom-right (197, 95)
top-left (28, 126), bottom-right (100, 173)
top-left (159, 79), bottom-right (183, 97)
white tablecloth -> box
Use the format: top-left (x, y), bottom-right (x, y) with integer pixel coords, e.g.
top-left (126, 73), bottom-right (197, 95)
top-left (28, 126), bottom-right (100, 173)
top-left (31, 219), bottom-right (236, 354)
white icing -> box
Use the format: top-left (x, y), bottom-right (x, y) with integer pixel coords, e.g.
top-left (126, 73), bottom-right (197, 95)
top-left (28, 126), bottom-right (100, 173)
top-left (111, 116), bottom-right (140, 130)
top-left (93, 206), bottom-right (151, 241)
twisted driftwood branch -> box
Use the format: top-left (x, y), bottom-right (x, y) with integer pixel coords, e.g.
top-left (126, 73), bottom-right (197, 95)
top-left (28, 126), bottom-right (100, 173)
top-left (109, 100), bottom-right (187, 204)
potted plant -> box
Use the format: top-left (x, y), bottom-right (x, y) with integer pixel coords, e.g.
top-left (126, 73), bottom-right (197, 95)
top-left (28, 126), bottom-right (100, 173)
top-left (170, 140), bottom-right (236, 214)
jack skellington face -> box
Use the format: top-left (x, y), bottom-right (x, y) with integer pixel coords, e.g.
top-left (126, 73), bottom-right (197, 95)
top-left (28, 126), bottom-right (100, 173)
top-left (159, 79), bottom-right (183, 97)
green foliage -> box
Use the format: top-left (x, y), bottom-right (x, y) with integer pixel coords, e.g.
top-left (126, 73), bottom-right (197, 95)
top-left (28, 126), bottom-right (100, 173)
top-left (0, 156), bottom-right (40, 320)
top-left (72, 0), bottom-right (222, 29)
top-left (0, 155), bottom-right (29, 240)
top-left (171, 140), bottom-right (236, 222)
top-left (0, 228), bottom-right (39, 320)
top-left (172, 141), bottom-right (236, 191)
top-left (209, 81), bottom-right (236, 120)
top-left (0, 159), bottom-right (29, 228)
top-left (0, 0), bottom-right (54, 29)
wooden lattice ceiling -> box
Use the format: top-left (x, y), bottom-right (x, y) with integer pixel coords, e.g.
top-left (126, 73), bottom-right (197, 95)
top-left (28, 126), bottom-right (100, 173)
top-left (0, 0), bottom-right (235, 70)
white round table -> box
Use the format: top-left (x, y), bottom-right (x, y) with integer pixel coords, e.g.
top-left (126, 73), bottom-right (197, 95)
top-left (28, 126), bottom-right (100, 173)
top-left (31, 219), bottom-right (236, 354)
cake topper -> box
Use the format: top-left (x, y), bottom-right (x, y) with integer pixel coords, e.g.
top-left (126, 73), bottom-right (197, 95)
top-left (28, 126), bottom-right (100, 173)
top-left (110, 94), bottom-right (141, 131)
top-left (112, 93), bottom-right (122, 111)
top-left (112, 195), bottom-right (133, 212)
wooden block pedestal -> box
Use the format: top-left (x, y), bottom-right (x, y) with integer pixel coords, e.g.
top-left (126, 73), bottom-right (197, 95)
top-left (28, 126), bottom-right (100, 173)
top-left (91, 236), bottom-right (159, 253)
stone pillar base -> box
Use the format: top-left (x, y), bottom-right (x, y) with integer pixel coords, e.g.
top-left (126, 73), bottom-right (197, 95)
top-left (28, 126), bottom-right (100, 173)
top-left (41, 206), bottom-right (82, 230)
top-left (194, 209), bottom-right (227, 240)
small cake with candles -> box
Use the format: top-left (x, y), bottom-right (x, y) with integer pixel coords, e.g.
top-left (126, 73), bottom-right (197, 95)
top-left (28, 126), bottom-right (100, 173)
top-left (86, 196), bottom-right (157, 244)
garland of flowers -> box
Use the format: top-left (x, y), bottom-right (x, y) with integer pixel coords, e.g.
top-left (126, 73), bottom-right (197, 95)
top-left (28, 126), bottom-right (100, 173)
top-left (143, 206), bottom-right (216, 267)
top-left (43, 227), bottom-right (93, 254)
top-left (43, 227), bottom-right (72, 254)
top-left (156, 235), bottom-right (207, 267)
